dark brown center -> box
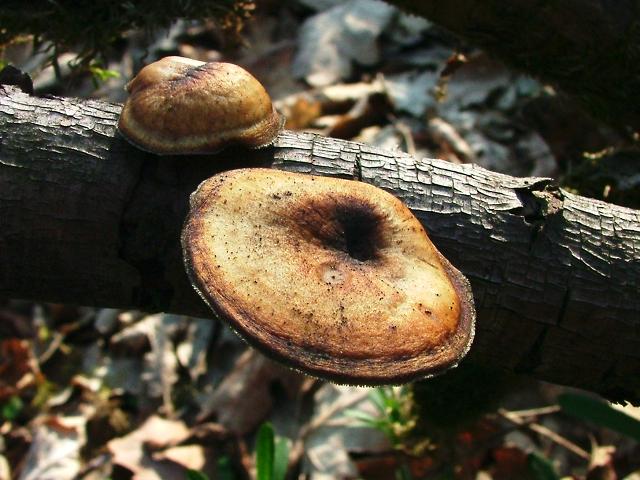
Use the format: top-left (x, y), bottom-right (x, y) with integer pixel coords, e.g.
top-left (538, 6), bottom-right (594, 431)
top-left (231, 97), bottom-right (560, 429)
top-left (292, 197), bottom-right (387, 262)
top-left (332, 204), bottom-right (384, 261)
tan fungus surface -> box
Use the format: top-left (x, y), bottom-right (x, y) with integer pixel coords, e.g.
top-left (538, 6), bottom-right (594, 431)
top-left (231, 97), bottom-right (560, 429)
top-left (182, 169), bottom-right (475, 384)
top-left (118, 56), bottom-right (283, 154)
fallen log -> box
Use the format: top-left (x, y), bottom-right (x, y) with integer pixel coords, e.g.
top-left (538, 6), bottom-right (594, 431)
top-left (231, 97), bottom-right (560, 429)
top-left (1, 86), bottom-right (638, 402)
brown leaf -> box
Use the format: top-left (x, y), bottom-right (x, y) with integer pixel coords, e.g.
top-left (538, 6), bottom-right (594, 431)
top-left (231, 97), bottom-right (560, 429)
top-left (491, 446), bottom-right (529, 480)
top-left (327, 93), bottom-right (392, 139)
top-left (280, 94), bottom-right (323, 130)
top-left (197, 349), bottom-right (304, 434)
top-left (3, 427), bottom-right (31, 479)
top-left (168, 422), bottom-right (233, 447)
top-left (352, 452), bottom-right (437, 480)
top-left (427, 117), bottom-right (476, 164)
top-left (0, 339), bottom-right (37, 400)
top-left (0, 453), bottom-right (10, 480)
top-left (0, 309), bottom-right (34, 338)
top-left (440, 52), bottom-right (468, 78)
top-left (175, 318), bottom-right (215, 382)
top-left (107, 415), bottom-right (190, 479)
top-left (587, 445), bottom-right (617, 480)
top-left (152, 445), bottom-right (207, 471)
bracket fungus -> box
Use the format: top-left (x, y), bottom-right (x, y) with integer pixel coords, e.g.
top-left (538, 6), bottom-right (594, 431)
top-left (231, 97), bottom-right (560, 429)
top-left (118, 56), bottom-right (284, 155)
top-left (182, 168), bottom-right (475, 385)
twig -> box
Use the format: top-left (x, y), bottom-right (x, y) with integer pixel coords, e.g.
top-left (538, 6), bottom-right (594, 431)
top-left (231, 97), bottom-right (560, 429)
top-left (497, 408), bottom-right (590, 460)
top-left (504, 405), bottom-right (561, 418)
top-left (393, 120), bottom-right (417, 156)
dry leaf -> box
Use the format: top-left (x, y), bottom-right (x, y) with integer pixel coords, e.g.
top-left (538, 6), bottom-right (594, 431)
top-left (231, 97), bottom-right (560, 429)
top-left (175, 318), bottom-right (214, 382)
top-left (19, 416), bottom-right (86, 480)
top-left (197, 349), bottom-right (304, 434)
top-left (292, 0), bottom-right (395, 86)
top-left (0, 454), bottom-right (10, 480)
top-left (107, 415), bottom-right (190, 479)
top-left (490, 446), bottom-right (529, 480)
top-left (304, 384), bottom-right (388, 478)
top-left (427, 117), bottom-right (476, 164)
top-left (444, 54), bottom-right (512, 108)
top-left (152, 445), bottom-right (206, 470)
top-left (0, 339), bottom-right (36, 401)
top-left (141, 314), bottom-right (183, 414)
top-left (587, 444), bottom-right (617, 480)
top-left (384, 71), bottom-right (438, 117)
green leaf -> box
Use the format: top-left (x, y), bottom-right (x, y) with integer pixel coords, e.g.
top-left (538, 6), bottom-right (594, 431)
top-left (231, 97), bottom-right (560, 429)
top-left (1, 395), bottom-right (23, 421)
top-left (344, 409), bottom-right (392, 436)
top-left (344, 408), bottom-right (380, 424)
top-left (256, 422), bottom-right (275, 480)
top-left (89, 65), bottom-right (120, 82)
top-left (395, 463), bottom-right (414, 480)
top-left (272, 435), bottom-right (289, 480)
top-left (559, 393), bottom-right (640, 442)
top-left (344, 387), bottom-right (415, 448)
top-left (217, 456), bottom-right (236, 480)
top-left (186, 469), bottom-right (210, 480)
top-left (527, 452), bottom-right (560, 480)
top-left (369, 387), bottom-right (389, 414)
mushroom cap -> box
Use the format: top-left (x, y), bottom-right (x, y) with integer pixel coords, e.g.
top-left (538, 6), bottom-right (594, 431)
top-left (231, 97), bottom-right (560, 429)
top-left (118, 56), bottom-right (283, 155)
top-left (182, 169), bottom-right (475, 384)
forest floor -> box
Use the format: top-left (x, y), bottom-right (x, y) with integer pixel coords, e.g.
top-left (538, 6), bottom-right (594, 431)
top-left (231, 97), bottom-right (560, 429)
top-left (1, 1), bottom-right (640, 479)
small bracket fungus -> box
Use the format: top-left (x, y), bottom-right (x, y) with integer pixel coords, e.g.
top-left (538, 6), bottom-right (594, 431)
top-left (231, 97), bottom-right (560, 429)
top-left (182, 169), bottom-right (475, 384)
top-left (118, 56), bottom-right (284, 155)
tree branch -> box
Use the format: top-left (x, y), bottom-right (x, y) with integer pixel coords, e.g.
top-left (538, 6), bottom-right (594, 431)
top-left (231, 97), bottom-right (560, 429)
top-left (1, 86), bottom-right (639, 403)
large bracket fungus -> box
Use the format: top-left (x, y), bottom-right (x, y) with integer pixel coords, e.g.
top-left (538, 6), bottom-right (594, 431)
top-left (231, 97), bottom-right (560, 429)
top-left (117, 56), bottom-right (284, 155)
top-left (182, 169), bottom-right (476, 385)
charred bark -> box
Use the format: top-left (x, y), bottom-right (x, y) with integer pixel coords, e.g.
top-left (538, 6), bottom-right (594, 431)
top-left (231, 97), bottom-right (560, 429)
top-left (1, 87), bottom-right (639, 402)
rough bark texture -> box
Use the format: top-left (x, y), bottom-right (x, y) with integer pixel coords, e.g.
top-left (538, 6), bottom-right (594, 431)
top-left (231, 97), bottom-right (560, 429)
top-left (1, 86), bottom-right (639, 403)
top-left (391, 0), bottom-right (640, 131)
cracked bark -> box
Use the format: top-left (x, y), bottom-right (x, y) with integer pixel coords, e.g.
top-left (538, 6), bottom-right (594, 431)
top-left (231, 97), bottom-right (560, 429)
top-left (1, 86), bottom-right (639, 403)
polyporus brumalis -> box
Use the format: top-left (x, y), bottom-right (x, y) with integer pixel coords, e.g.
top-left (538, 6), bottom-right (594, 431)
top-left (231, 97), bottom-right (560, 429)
top-left (117, 56), bottom-right (284, 155)
top-left (182, 168), bottom-right (475, 384)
